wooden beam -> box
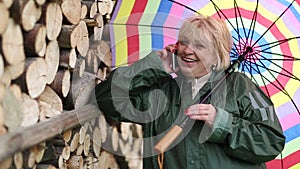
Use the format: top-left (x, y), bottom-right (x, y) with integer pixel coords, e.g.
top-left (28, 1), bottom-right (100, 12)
top-left (0, 104), bottom-right (100, 162)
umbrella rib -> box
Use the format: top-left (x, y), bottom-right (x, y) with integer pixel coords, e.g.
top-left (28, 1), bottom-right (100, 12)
top-left (253, 52), bottom-right (300, 81)
top-left (248, 0), bottom-right (259, 42)
top-left (244, 58), bottom-right (300, 115)
top-left (252, 0), bottom-right (296, 47)
top-left (244, 61), bottom-right (271, 97)
top-left (210, 0), bottom-right (244, 54)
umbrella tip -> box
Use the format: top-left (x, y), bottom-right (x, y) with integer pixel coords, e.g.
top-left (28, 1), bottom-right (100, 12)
top-left (246, 46), bottom-right (253, 53)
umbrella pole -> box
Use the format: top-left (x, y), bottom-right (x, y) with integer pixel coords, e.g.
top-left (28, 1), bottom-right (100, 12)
top-left (154, 47), bottom-right (252, 154)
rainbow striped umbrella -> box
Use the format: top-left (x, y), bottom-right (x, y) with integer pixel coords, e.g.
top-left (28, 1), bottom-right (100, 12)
top-left (108, 0), bottom-right (300, 168)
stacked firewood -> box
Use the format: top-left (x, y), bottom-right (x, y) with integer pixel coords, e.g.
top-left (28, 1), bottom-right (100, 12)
top-left (0, 0), bottom-right (143, 168)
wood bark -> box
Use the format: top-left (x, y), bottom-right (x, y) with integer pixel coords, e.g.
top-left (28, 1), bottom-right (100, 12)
top-left (49, 69), bottom-right (71, 98)
top-left (23, 24), bottom-right (46, 57)
top-left (58, 24), bottom-right (81, 48)
top-left (60, 48), bottom-right (77, 69)
top-left (40, 2), bottom-right (63, 41)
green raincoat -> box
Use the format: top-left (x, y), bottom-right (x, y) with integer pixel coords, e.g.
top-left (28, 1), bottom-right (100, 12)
top-left (95, 51), bottom-right (285, 169)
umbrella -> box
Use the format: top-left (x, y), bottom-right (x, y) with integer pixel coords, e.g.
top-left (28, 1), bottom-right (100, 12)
top-left (107, 0), bottom-right (300, 168)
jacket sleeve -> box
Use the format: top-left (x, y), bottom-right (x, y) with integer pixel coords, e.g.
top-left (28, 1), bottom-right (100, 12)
top-left (95, 51), bottom-right (171, 124)
top-left (206, 73), bottom-right (285, 163)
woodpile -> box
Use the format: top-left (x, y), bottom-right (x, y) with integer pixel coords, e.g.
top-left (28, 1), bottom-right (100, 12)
top-left (0, 0), bottom-right (143, 168)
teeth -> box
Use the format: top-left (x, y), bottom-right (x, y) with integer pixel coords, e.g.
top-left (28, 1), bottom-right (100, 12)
top-left (181, 57), bottom-right (198, 63)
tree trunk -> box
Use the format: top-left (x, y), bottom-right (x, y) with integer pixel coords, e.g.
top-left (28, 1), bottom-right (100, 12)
top-left (49, 69), bottom-right (71, 98)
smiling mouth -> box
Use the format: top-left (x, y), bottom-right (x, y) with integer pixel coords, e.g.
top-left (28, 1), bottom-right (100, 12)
top-left (181, 57), bottom-right (199, 63)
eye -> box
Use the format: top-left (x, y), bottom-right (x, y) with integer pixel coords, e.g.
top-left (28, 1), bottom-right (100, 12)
top-left (195, 44), bottom-right (204, 49)
top-left (178, 40), bottom-right (189, 46)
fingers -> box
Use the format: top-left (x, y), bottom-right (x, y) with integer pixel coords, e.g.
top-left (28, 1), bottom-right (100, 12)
top-left (184, 104), bottom-right (217, 126)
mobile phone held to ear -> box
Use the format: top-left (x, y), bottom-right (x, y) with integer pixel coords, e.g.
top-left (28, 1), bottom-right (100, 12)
top-left (171, 50), bottom-right (177, 71)
top-left (172, 42), bottom-right (178, 71)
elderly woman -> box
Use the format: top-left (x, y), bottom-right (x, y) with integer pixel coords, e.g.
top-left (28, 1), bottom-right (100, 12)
top-left (95, 15), bottom-right (285, 169)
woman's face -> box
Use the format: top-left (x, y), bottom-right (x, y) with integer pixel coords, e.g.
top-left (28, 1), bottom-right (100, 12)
top-left (176, 33), bottom-right (216, 78)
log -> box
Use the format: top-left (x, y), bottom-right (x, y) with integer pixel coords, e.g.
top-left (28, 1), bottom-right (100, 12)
top-left (96, 151), bottom-right (119, 169)
top-left (76, 144), bottom-right (83, 156)
top-left (34, 0), bottom-right (45, 6)
top-left (23, 24), bottom-right (46, 57)
top-left (22, 147), bottom-right (37, 168)
top-left (21, 0), bottom-right (42, 31)
top-left (81, 1), bottom-right (97, 18)
top-left (0, 0), bottom-right (13, 8)
top-left (49, 69), bottom-right (71, 98)
top-left (1, 18), bottom-right (25, 65)
top-left (40, 2), bottom-right (63, 41)
top-left (0, 2), bottom-right (9, 35)
top-left (60, 48), bottom-right (77, 69)
top-left (98, 114), bottom-right (107, 143)
top-left (13, 152), bottom-right (23, 169)
top-left (36, 142), bottom-right (46, 163)
top-left (20, 93), bottom-right (40, 127)
top-left (97, 0), bottom-right (108, 15)
top-left (17, 58), bottom-right (47, 98)
top-left (36, 164), bottom-right (56, 169)
top-left (10, 0), bottom-right (41, 31)
top-left (38, 86), bottom-right (63, 120)
top-left (73, 57), bottom-right (85, 78)
top-left (45, 40), bottom-right (60, 84)
top-left (70, 132), bottom-right (80, 152)
top-left (80, 4), bottom-right (87, 19)
top-left (65, 155), bottom-right (83, 169)
top-left (89, 26), bottom-right (103, 41)
top-left (58, 24), bottom-right (81, 48)
top-left (63, 130), bottom-right (72, 144)
top-left (89, 40), bottom-right (112, 67)
top-left (0, 54), bottom-right (4, 79)
top-left (83, 134), bottom-right (90, 156)
top-left (0, 157), bottom-right (12, 169)
top-left (92, 127), bottom-right (101, 157)
top-left (76, 20), bottom-right (89, 57)
top-left (111, 126), bottom-right (119, 152)
top-left (61, 0), bottom-right (81, 25)
top-left (2, 87), bottom-right (23, 130)
top-left (4, 60), bottom-right (25, 80)
top-left (0, 104), bottom-right (101, 162)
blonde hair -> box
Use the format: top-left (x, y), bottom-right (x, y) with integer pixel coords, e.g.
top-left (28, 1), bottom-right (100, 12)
top-left (179, 15), bottom-right (233, 70)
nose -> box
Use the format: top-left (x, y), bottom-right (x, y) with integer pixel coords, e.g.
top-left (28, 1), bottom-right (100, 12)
top-left (182, 44), bottom-right (194, 54)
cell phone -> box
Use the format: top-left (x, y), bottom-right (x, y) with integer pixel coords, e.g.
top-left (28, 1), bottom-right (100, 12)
top-left (171, 51), bottom-right (177, 71)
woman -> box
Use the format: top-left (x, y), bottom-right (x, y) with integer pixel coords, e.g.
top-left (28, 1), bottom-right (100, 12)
top-left (95, 15), bottom-right (285, 169)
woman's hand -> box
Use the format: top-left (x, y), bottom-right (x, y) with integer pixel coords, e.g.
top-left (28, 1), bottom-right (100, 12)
top-left (157, 44), bottom-right (178, 73)
top-left (184, 104), bottom-right (217, 127)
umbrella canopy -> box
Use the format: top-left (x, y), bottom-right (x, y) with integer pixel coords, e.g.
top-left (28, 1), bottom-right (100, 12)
top-left (108, 0), bottom-right (300, 168)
